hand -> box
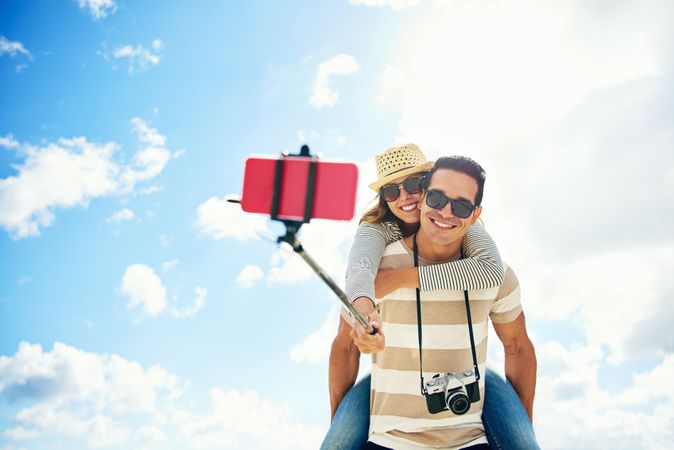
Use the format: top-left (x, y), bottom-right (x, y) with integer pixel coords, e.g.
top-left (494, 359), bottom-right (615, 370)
top-left (350, 310), bottom-right (385, 354)
top-left (375, 267), bottom-right (419, 298)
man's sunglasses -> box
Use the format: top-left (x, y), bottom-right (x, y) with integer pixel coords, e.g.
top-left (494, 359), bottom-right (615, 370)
top-left (380, 175), bottom-right (425, 202)
top-left (425, 189), bottom-right (477, 219)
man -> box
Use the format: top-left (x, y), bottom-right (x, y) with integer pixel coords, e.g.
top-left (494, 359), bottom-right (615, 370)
top-left (349, 156), bottom-right (537, 449)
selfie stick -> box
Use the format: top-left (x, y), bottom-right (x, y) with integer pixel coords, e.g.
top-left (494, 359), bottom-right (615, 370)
top-left (271, 145), bottom-right (375, 335)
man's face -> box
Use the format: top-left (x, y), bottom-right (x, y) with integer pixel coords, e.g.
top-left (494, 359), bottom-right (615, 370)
top-left (419, 168), bottom-right (482, 246)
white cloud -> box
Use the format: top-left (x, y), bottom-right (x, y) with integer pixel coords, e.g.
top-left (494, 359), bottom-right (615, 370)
top-left (375, 65), bottom-right (406, 104)
top-left (503, 244), bottom-right (674, 364)
top-left (107, 40), bottom-right (162, 75)
top-left (309, 54), bottom-right (360, 108)
top-left (120, 264), bottom-right (207, 320)
top-left (0, 137), bottom-right (120, 239)
top-left (121, 118), bottom-right (173, 186)
top-left (0, 118), bottom-right (176, 239)
top-left (75, 0), bottom-right (117, 20)
top-left (532, 342), bottom-right (674, 449)
top-left (0, 341), bottom-right (182, 448)
top-left (171, 287), bottom-right (207, 319)
top-left (0, 36), bottom-right (32, 59)
top-left (196, 196), bottom-right (270, 240)
top-left (158, 234), bottom-right (174, 248)
top-left (161, 259), bottom-right (180, 273)
top-left (1, 342), bottom-right (324, 449)
top-left (178, 388), bottom-right (324, 449)
top-left (236, 265), bottom-right (264, 289)
top-left (394, 0), bottom-right (663, 154)
top-left (0, 135), bottom-right (20, 149)
top-left (106, 208), bottom-right (135, 223)
top-left (121, 264), bottom-right (167, 317)
top-left (349, 0), bottom-right (421, 11)
top-left (136, 426), bottom-right (167, 445)
top-left (290, 306), bottom-right (340, 364)
top-left (139, 185), bottom-right (162, 195)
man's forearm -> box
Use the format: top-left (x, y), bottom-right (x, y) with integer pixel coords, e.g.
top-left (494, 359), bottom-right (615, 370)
top-left (329, 317), bottom-right (361, 421)
top-left (504, 338), bottom-right (537, 422)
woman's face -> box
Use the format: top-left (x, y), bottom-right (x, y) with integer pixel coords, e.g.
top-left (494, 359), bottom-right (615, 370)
top-left (383, 173), bottom-right (423, 224)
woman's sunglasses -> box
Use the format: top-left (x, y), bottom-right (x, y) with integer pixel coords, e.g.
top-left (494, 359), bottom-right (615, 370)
top-left (425, 189), bottom-right (476, 219)
top-left (380, 175), bottom-right (425, 202)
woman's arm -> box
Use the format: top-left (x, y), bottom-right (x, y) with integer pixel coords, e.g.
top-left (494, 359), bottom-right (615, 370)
top-left (420, 222), bottom-right (504, 290)
top-left (375, 223), bottom-right (504, 296)
top-left (345, 221), bottom-right (400, 303)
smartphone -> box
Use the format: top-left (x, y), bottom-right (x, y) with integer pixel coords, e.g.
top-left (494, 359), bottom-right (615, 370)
top-left (240, 155), bottom-right (358, 222)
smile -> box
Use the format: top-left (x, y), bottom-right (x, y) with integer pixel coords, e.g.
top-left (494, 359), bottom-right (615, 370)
top-left (430, 217), bottom-right (456, 230)
top-left (401, 203), bottom-right (418, 212)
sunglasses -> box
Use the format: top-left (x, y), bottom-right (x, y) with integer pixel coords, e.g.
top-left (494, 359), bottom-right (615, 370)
top-left (425, 189), bottom-right (476, 219)
top-left (380, 175), bottom-right (425, 202)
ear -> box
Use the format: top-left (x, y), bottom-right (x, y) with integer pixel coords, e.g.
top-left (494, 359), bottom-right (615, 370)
top-left (471, 206), bottom-right (482, 225)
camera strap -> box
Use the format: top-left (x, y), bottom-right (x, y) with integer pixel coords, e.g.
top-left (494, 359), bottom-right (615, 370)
top-left (412, 233), bottom-right (481, 395)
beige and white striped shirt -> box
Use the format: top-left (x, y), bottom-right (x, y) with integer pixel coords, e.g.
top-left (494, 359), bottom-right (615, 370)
top-left (367, 239), bottom-right (522, 450)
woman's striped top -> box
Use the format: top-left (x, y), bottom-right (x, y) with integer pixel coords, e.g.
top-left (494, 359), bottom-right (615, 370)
top-left (345, 220), bottom-right (504, 303)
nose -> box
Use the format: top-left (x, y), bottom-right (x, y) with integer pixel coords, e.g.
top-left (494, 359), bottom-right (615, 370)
top-left (437, 200), bottom-right (455, 219)
top-left (399, 186), bottom-right (413, 201)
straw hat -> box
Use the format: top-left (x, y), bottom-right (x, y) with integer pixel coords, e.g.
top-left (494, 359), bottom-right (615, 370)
top-left (368, 143), bottom-right (434, 192)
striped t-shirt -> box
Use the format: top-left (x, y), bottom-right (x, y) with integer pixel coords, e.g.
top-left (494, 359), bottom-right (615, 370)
top-left (368, 239), bottom-right (522, 450)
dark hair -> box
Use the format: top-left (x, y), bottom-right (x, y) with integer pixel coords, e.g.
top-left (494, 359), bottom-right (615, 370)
top-left (422, 156), bottom-right (486, 206)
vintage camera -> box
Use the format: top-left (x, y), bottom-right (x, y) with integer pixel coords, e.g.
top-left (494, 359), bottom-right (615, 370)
top-left (424, 369), bottom-right (480, 415)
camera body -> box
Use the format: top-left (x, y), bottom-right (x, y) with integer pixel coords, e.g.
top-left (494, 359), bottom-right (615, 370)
top-left (424, 369), bottom-right (480, 415)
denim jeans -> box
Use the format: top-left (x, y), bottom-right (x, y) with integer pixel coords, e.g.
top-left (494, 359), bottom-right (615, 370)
top-left (321, 368), bottom-right (540, 450)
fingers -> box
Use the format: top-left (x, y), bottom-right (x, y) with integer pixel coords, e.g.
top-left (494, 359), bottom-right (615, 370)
top-left (350, 316), bottom-right (385, 354)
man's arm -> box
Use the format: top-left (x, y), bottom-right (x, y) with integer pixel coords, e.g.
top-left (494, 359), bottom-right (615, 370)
top-left (328, 297), bottom-right (378, 419)
top-left (492, 312), bottom-right (537, 422)
top-left (329, 316), bottom-right (361, 421)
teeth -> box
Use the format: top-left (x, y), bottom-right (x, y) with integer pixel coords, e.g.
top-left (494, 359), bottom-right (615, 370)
top-left (401, 204), bottom-right (417, 212)
top-left (432, 218), bottom-right (454, 229)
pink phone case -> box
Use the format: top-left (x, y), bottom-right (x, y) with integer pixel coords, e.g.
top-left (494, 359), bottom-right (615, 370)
top-left (241, 156), bottom-right (358, 221)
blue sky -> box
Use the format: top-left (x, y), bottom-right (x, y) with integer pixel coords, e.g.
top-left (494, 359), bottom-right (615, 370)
top-left (2, 0), bottom-right (674, 449)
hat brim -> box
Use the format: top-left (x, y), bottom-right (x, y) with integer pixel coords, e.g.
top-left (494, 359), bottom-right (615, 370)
top-left (368, 161), bottom-right (434, 192)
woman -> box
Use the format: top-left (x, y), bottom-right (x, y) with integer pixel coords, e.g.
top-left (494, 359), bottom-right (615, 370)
top-left (322, 144), bottom-right (538, 449)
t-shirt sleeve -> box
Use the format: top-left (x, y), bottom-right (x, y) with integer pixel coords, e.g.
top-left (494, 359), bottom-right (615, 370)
top-left (418, 223), bottom-right (505, 291)
top-left (489, 266), bottom-right (523, 324)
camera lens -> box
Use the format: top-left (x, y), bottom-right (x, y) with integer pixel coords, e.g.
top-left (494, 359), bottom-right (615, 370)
top-left (447, 392), bottom-right (470, 415)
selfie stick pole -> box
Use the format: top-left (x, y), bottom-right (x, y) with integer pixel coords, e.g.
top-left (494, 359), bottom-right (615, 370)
top-left (272, 146), bottom-right (375, 335)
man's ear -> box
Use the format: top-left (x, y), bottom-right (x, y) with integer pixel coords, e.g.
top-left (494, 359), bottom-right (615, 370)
top-left (471, 206), bottom-right (482, 225)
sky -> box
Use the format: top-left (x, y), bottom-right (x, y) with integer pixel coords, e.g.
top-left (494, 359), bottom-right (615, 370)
top-left (1, 0), bottom-right (673, 449)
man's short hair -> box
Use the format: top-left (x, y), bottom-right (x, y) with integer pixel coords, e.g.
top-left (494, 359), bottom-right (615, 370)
top-left (423, 156), bottom-right (486, 206)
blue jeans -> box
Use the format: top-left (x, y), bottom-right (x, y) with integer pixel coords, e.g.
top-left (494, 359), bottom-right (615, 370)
top-left (321, 368), bottom-right (539, 450)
